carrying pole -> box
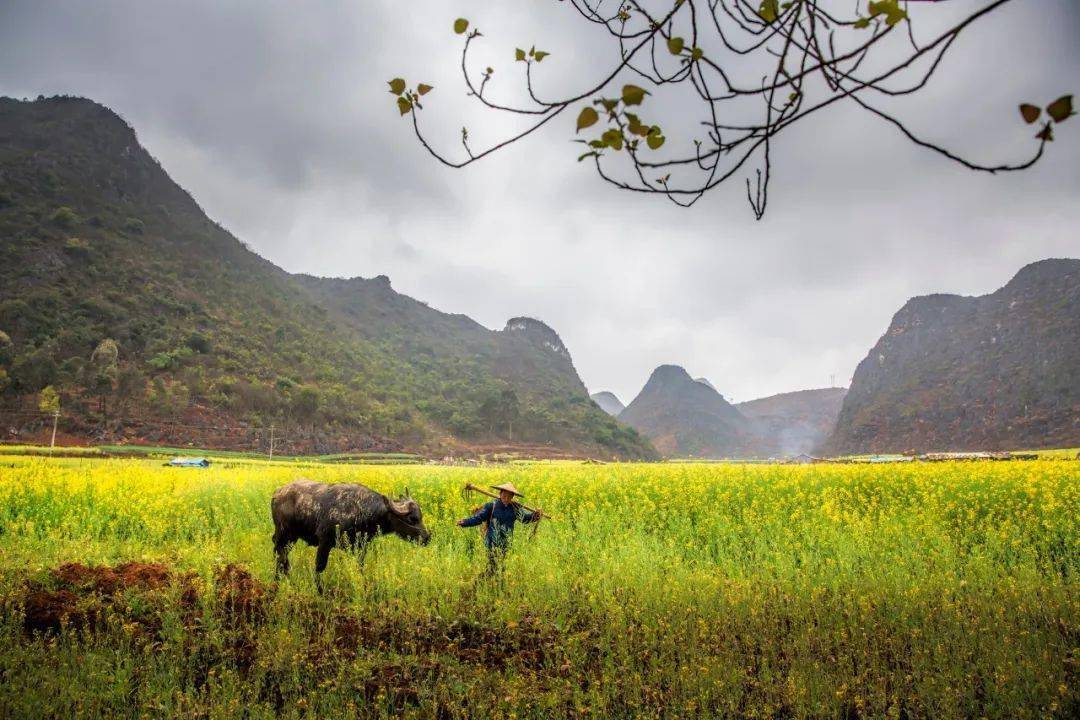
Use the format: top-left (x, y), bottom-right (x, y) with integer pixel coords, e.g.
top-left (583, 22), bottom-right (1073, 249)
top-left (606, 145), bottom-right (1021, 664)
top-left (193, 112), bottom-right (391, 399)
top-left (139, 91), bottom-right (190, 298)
top-left (463, 483), bottom-right (553, 520)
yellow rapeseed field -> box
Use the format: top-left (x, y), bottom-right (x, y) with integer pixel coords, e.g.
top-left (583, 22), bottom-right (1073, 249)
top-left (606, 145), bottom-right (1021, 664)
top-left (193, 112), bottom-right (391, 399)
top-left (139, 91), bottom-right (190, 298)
top-left (0, 454), bottom-right (1076, 718)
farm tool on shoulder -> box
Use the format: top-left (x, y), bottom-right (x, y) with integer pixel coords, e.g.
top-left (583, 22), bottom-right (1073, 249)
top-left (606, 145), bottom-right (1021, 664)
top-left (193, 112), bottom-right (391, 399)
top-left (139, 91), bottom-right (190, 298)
top-left (461, 482), bottom-right (551, 539)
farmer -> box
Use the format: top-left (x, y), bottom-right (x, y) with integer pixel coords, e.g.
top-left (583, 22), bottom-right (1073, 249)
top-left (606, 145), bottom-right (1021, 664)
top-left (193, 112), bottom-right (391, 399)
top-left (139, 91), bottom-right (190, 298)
top-left (457, 482), bottom-right (542, 576)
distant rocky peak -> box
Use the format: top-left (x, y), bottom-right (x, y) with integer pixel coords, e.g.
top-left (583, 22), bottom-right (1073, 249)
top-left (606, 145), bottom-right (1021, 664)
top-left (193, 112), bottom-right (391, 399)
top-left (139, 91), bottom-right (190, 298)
top-left (695, 377), bottom-right (719, 393)
top-left (643, 365), bottom-right (721, 396)
top-left (504, 317), bottom-right (569, 358)
top-left (590, 391), bottom-right (625, 417)
top-left (648, 364), bottom-right (692, 383)
top-left (1003, 257), bottom-right (1079, 292)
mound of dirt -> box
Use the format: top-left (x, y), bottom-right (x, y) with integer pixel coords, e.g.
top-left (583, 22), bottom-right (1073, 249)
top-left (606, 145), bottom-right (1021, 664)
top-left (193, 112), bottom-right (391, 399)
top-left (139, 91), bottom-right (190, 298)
top-left (22, 561), bottom-right (195, 636)
top-left (214, 564), bottom-right (270, 630)
top-left (20, 561), bottom-right (260, 639)
top-left (52, 561), bottom-right (174, 594)
top-left (22, 588), bottom-right (91, 636)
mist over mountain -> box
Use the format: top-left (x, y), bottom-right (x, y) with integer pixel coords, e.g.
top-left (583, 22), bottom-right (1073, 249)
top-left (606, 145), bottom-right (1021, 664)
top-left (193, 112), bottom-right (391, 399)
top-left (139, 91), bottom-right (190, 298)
top-left (618, 365), bottom-right (757, 458)
top-left (0, 96), bottom-right (655, 458)
top-left (825, 258), bottom-right (1080, 454)
top-left (736, 388), bottom-right (847, 457)
top-left (621, 260), bottom-right (1079, 459)
top-left (590, 391), bottom-right (625, 417)
top-left (615, 363), bottom-right (848, 459)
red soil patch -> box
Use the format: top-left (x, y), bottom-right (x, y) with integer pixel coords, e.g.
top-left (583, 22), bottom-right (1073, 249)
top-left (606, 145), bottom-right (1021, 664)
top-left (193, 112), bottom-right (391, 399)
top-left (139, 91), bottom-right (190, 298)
top-left (214, 564), bottom-right (270, 629)
top-left (52, 561), bottom-right (174, 594)
top-left (22, 561), bottom-right (206, 637)
top-left (22, 588), bottom-right (93, 636)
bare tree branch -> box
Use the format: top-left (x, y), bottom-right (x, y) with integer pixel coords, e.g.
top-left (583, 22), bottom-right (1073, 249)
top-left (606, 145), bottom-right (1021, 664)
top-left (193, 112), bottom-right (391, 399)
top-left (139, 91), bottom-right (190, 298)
top-left (389, 0), bottom-right (1068, 218)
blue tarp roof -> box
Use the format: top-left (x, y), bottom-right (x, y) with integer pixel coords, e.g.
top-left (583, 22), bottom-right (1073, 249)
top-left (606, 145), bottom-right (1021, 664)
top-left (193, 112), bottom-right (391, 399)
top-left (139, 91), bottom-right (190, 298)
top-left (168, 457), bottom-right (211, 468)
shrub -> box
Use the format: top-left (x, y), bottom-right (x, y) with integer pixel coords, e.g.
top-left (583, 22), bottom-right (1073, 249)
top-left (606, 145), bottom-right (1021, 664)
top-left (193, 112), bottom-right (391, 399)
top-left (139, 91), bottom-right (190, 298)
top-left (123, 217), bottom-right (145, 235)
top-left (63, 237), bottom-right (92, 257)
top-left (50, 207), bottom-right (80, 229)
top-left (147, 346), bottom-right (193, 371)
top-left (185, 332), bottom-right (211, 354)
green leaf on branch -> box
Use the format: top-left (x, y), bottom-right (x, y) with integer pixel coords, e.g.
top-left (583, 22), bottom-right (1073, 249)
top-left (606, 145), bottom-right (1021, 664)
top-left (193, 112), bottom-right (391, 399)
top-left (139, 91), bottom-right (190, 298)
top-left (646, 133), bottom-right (665, 150)
top-left (417, 84), bottom-right (433, 96)
top-left (1036, 124), bottom-right (1054, 142)
top-left (596, 98), bottom-right (620, 114)
top-left (397, 97), bottom-right (413, 116)
top-left (601, 129), bottom-right (624, 151)
top-left (576, 106), bottom-right (600, 132)
top-left (534, 51), bottom-right (550, 62)
top-left (1046, 95), bottom-right (1074, 123)
top-left (626, 113), bottom-right (650, 137)
top-left (691, 47), bottom-right (704, 62)
top-left (758, 0), bottom-right (779, 24)
top-left (853, 17), bottom-right (870, 29)
top-left (516, 48), bottom-right (527, 62)
top-left (668, 36), bottom-right (685, 55)
top-left (868, 0), bottom-right (906, 27)
top-left (578, 151), bottom-right (600, 162)
top-left (621, 85), bottom-right (648, 106)
top-left (454, 18), bottom-right (469, 34)
top-left (388, 78), bottom-right (406, 95)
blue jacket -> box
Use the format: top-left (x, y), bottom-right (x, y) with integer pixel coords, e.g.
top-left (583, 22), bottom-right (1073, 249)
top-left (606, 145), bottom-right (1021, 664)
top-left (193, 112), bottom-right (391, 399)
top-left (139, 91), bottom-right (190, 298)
top-left (460, 500), bottom-right (539, 549)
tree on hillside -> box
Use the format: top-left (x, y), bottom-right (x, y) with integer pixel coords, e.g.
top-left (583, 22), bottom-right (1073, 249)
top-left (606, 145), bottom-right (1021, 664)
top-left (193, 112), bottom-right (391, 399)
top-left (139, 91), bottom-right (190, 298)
top-left (88, 338), bottom-right (119, 418)
top-left (114, 366), bottom-right (147, 419)
top-left (391, 0), bottom-right (1073, 218)
top-left (38, 385), bottom-right (60, 416)
top-left (292, 385), bottom-right (321, 429)
top-left (479, 387), bottom-right (521, 439)
top-left (0, 330), bottom-right (11, 394)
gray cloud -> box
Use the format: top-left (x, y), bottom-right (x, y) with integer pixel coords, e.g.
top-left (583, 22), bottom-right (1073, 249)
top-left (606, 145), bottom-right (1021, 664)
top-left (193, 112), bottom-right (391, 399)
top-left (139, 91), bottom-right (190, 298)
top-left (2, 0), bottom-right (1078, 405)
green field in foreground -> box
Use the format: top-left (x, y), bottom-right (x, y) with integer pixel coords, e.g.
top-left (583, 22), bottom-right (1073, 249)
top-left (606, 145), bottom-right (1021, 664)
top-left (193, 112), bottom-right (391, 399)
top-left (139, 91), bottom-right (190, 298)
top-left (0, 455), bottom-right (1076, 718)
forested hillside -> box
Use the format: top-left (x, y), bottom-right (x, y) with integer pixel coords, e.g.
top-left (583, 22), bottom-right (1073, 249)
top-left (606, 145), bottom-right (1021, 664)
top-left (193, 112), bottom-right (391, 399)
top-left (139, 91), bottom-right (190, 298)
top-left (826, 258), bottom-right (1080, 454)
top-left (0, 96), bottom-right (654, 458)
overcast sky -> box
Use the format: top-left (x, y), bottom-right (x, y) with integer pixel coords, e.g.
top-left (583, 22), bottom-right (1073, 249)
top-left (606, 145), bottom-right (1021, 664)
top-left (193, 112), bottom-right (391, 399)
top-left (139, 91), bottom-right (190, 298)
top-left (2, 1), bottom-right (1078, 404)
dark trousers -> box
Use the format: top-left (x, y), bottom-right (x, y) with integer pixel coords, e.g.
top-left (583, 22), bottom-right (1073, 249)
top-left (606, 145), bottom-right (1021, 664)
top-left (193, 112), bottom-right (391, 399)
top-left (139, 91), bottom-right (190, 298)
top-left (486, 545), bottom-right (507, 577)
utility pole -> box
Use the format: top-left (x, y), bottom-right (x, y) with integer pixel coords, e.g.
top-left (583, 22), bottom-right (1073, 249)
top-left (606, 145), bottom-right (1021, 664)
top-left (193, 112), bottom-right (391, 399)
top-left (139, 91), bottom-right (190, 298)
top-left (50, 411), bottom-right (59, 451)
top-left (269, 424), bottom-right (275, 461)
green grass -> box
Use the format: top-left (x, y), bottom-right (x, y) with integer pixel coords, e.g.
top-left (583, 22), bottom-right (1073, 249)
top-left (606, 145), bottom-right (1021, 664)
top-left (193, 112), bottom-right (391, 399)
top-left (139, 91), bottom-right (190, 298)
top-left (0, 444), bottom-right (422, 464)
top-left (0, 455), bottom-right (1076, 718)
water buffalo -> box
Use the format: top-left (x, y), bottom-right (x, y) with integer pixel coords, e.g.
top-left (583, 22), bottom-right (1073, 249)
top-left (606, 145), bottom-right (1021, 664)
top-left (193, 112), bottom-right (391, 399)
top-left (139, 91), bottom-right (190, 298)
top-left (271, 479), bottom-right (430, 587)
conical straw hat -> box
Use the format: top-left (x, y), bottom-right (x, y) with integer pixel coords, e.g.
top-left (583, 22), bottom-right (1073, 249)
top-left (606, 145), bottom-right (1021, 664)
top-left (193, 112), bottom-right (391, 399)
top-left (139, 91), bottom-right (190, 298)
top-left (491, 482), bottom-right (523, 498)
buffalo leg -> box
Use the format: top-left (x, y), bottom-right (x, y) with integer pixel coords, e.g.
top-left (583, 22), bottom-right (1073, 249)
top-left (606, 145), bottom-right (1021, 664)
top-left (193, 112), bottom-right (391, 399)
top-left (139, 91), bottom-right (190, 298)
top-left (314, 530), bottom-right (335, 593)
top-left (273, 531), bottom-right (292, 578)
